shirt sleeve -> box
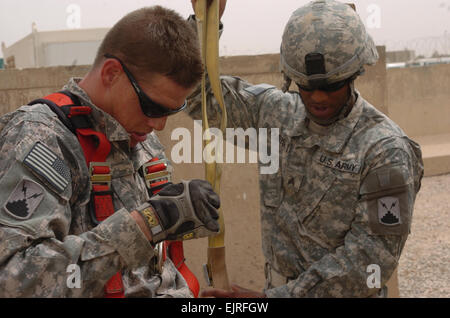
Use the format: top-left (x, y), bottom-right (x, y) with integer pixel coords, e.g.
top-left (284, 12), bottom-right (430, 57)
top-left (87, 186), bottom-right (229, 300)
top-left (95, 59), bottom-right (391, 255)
top-left (186, 75), bottom-right (281, 132)
top-left (0, 117), bottom-right (154, 297)
top-left (265, 138), bottom-right (423, 298)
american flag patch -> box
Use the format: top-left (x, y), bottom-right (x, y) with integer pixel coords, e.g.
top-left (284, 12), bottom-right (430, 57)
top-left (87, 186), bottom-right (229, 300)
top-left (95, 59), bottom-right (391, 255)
top-left (23, 142), bottom-right (71, 193)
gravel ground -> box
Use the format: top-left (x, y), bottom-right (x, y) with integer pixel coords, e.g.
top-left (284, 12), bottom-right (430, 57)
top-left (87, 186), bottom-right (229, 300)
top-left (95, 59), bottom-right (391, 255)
top-left (398, 173), bottom-right (450, 298)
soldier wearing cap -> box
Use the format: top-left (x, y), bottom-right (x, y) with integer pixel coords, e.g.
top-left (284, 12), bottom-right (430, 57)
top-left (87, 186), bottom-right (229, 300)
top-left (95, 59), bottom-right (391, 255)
top-left (190, 0), bottom-right (423, 297)
top-left (0, 6), bottom-right (220, 297)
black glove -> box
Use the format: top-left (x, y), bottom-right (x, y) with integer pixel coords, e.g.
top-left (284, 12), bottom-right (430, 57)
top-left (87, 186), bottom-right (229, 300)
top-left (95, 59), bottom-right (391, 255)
top-left (137, 180), bottom-right (220, 244)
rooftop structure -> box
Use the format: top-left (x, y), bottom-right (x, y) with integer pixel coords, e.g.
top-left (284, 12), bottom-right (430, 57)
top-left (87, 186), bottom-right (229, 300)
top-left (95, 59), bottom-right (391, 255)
top-left (1, 24), bottom-right (109, 69)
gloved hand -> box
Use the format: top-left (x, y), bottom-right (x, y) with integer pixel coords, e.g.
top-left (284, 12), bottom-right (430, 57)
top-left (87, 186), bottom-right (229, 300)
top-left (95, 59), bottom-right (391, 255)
top-left (137, 179), bottom-right (220, 244)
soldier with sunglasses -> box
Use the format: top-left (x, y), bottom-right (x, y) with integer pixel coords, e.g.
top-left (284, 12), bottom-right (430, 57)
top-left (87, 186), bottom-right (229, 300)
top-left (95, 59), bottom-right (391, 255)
top-left (189, 0), bottom-right (424, 298)
top-left (0, 6), bottom-right (220, 297)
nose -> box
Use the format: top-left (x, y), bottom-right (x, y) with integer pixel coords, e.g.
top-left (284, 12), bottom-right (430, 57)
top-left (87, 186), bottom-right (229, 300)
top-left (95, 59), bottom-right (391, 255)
top-left (309, 89), bottom-right (329, 104)
top-left (147, 116), bottom-right (168, 131)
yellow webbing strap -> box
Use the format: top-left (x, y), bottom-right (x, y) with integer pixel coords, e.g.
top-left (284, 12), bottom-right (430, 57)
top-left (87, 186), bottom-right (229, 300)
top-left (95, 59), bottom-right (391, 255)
top-left (194, 0), bottom-right (230, 291)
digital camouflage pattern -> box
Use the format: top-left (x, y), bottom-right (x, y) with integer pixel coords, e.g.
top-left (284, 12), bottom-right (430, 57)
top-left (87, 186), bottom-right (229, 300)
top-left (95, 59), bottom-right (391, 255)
top-left (186, 76), bottom-right (423, 297)
top-left (280, 0), bottom-right (379, 87)
top-left (186, 0), bottom-right (422, 297)
top-left (0, 78), bottom-right (191, 297)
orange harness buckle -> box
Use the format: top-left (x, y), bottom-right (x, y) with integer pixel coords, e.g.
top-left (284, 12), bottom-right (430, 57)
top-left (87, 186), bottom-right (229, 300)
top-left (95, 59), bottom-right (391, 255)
top-left (142, 158), bottom-right (171, 195)
top-left (89, 162), bottom-right (113, 225)
top-left (90, 162), bottom-right (112, 188)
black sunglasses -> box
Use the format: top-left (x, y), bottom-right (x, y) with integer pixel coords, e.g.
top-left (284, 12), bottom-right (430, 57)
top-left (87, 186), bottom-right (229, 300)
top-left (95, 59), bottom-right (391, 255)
top-left (104, 54), bottom-right (187, 118)
top-left (296, 78), bottom-right (349, 93)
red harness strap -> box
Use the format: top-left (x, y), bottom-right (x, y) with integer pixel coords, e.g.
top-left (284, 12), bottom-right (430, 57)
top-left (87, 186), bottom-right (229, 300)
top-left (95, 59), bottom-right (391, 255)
top-left (164, 241), bottom-right (200, 298)
top-left (33, 92), bottom-right (200, 298)
top-left (144, 158), bottom-right (200, 298)
top-left (39, 92), bottom-right (124, 298)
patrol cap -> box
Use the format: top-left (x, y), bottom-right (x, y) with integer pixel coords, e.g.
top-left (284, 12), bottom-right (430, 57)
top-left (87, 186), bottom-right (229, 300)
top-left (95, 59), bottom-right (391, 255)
top-left (280, 0), bottom-right (379, 88)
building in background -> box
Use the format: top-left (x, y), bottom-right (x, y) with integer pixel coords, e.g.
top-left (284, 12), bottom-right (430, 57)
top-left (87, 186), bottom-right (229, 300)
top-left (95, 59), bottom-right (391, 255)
top-left (385, 50), bottom-right (416, 64)
top-left (0, 58), bottom-right (4, 69)
top-left (385, 49), bottom-right (450, 69)
top-left (1, 24), bottom-right (109, 69)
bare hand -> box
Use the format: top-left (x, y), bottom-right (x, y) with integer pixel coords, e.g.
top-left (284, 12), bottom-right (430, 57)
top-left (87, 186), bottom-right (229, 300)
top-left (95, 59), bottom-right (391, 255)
top-left (201, 284), bottom-right (267, 298)
top-left (191, 0), bottom-right (227, 19)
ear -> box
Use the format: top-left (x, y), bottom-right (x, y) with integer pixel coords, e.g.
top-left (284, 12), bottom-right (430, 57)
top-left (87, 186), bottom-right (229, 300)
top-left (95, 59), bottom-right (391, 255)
top-left (100, 58), bottom-right (123, 89)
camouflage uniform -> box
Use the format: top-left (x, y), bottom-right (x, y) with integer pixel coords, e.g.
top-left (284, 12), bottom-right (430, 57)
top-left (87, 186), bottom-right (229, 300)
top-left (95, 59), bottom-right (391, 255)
top-left (186, 0), bottom-right (423, 297)
top-left (0, 78), bottom-right (192, 297)
top-left (187, 77), bottom-right (423, 298)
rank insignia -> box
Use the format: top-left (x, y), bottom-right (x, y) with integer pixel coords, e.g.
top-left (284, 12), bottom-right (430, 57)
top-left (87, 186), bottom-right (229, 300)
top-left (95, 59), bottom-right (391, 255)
top-left (4, 179), bottom-right (44, 220)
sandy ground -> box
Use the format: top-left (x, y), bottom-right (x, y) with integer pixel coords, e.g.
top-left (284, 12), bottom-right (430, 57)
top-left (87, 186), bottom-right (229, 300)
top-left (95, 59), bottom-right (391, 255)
top-left (184, 171), bottom-right (450, 298)
top-left (163, 115), bottom-right (450, 298)
top-left (398, 173), bottom-right (450, 298)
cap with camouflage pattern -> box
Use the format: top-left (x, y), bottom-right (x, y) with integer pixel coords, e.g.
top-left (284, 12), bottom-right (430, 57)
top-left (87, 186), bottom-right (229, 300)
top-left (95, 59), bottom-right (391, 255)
top-left (280, 0), bottom-right (379, 91)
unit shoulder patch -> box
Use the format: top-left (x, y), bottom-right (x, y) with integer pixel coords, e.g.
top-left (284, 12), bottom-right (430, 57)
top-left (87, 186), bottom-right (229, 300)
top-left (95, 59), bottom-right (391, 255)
top-left (22, 142), bottom-right (71, 193)
top-left (377, 196), bottom-right (401, 226)
top-left (4, 179), bottom-right (44, 220)
top-left (244, 83), bottom-right (276, 96)
top-left (366, 192), bottom-right (410, 235)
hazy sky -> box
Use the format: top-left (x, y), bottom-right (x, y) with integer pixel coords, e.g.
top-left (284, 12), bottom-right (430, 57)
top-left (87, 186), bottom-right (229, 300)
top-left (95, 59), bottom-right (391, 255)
top-left (1, 0), bottom-right (450, 58)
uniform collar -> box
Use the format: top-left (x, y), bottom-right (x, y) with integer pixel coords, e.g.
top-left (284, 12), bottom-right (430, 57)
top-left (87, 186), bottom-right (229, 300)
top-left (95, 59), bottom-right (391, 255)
top-left (63, 78), bottom-right (131, 143)
top-left (286, 91), bottom-right (364, 154)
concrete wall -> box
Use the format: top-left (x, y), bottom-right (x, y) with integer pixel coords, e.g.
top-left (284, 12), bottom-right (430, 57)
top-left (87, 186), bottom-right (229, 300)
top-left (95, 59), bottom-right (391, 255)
top-left (219, 46), bottom-right (388, 116)
top-left (386, 50), bottom-right (415, 63)
top-left (0, 49), bottom-right (448, 293)
top-left (387, 63), bottom-right (450, 138)
top-left (0, 46), bottom-right (388, 114)
top-left (156, 114), bottom-right (265, 291)
top-left (0, 63), bottom-right (267, 291)
top-left (218, 49), bottom-right (450, 139)
top-left (0, 66), bottom-right (90, 114)
top-left (3, 47), bottom-right (449, 139)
